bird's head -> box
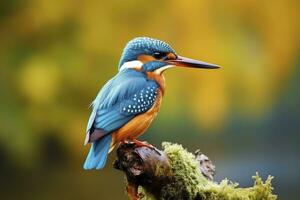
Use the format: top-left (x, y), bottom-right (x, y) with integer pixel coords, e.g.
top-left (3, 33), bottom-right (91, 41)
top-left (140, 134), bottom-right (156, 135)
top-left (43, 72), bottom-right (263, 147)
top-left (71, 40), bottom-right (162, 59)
top-left (118, 37), bottom-right (220, 74)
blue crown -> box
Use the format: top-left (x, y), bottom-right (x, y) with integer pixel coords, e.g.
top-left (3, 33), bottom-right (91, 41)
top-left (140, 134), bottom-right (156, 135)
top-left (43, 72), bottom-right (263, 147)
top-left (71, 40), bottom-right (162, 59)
top-left (118, 37), bottom-right (176, 69)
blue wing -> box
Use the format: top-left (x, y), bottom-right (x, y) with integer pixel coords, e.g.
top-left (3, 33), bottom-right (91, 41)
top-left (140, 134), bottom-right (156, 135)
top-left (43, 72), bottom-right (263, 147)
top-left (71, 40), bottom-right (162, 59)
top-left (84, 69), bottom-right (159, 144)
top-left (84, 69), bottom-right (159, 169)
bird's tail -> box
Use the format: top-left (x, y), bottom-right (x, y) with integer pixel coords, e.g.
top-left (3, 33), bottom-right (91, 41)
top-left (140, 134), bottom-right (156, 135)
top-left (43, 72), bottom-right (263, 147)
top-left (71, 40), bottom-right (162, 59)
top-left (83, 134), bottom-right (112, 170)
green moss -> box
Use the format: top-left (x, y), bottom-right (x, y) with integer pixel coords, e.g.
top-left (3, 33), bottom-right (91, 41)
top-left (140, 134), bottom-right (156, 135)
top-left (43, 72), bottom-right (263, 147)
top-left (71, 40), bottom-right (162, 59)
top-left (199, 174), bottom-right (276, 200)
top-left (138, 186), bottom-right (156, 200)
top-left (139, 143), bottom-right (277, 200)
top-left (161, 142), bottom-right (209, 200)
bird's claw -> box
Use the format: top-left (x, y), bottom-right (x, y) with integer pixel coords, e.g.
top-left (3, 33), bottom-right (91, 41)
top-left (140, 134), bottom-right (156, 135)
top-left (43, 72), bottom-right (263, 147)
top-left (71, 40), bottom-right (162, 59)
top-left (132, 139), bottom-right (154, 148)
top-left (131, 139), bottom-right (161, 155)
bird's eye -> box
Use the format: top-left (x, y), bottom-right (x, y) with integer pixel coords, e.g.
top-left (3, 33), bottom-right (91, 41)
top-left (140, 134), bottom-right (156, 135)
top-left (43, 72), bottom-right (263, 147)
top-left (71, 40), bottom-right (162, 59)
top-left (153, 52), bottom-right (167, 60)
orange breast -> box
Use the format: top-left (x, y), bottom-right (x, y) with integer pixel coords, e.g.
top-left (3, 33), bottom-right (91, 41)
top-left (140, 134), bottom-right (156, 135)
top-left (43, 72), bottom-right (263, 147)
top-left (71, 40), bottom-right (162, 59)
top-left (111, 89), bottom-right (163, 147)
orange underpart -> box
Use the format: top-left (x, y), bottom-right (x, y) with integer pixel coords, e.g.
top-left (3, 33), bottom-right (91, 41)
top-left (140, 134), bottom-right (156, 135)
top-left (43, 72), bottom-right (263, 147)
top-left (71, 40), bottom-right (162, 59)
top-left (146, 72), bottom-right (165, 95)
top-left (110, 90), bottom-right (163, 151)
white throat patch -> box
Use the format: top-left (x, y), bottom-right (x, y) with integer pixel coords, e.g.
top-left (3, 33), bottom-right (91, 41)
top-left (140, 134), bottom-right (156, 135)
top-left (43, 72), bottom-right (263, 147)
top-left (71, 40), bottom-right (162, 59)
top-left (154, 65), bottom-right (174, 74)
top-left (119, 60), bottom-right (143, 71)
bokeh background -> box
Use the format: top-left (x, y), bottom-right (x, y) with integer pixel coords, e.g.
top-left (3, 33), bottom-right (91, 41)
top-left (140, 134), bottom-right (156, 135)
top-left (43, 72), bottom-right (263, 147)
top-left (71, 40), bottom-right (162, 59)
top-left (0, 0), bottom-right (299, 199)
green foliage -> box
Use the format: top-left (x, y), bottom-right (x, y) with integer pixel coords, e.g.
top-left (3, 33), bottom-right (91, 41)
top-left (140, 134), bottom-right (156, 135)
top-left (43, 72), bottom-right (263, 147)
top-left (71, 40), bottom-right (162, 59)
top-left (140, 143), bottom-right (277, 200)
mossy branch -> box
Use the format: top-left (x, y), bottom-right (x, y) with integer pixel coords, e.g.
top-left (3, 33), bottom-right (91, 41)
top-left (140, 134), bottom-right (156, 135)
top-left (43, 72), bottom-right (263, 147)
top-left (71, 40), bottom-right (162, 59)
top-left (113, 142), bottom-right (277, 200)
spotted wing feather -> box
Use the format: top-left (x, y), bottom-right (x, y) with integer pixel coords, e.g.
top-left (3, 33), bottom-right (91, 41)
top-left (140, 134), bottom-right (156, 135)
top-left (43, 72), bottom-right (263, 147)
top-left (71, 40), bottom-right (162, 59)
top-left (119, 82), bottom-right (158, 116)
top-left (85, 69), bottom-right (159, 144)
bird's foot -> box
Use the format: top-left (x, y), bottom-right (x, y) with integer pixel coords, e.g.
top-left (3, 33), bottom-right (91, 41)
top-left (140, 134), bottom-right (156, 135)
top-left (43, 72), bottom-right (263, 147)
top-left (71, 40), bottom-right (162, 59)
top-left (120, 139), bottom-right (127, 145)
top-left (120, 139), bottom-right (134, 146)
top-left (131, 139), bottom-right (154, 149)
top-left (131, 139), bottom-right (161, 155)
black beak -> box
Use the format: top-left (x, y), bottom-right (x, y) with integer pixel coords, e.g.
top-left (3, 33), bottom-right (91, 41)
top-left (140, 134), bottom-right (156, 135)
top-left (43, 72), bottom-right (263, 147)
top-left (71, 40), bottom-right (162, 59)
top-left (169, 56), bottom-right (220, 69)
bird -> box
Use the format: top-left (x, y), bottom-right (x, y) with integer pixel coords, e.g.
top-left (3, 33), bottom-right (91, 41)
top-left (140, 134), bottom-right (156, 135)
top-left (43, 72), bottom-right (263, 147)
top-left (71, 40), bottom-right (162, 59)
top-left (83, 37), bottom-right (220, 170)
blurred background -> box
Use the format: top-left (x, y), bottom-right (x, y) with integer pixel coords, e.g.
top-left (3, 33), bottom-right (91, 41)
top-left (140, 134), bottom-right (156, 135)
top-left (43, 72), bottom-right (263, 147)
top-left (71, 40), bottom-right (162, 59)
top-left (0, 0), bottom-right (299, 199)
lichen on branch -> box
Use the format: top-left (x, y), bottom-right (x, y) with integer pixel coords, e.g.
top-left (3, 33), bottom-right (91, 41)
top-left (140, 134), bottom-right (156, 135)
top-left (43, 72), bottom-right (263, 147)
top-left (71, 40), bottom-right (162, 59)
top-left (114, 142), bottom-right (277, 200)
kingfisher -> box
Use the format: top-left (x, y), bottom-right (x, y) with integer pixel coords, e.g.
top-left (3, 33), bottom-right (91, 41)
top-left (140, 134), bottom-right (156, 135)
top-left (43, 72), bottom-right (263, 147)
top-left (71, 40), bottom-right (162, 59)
top-left (83, 37), bottom-right (219, 170)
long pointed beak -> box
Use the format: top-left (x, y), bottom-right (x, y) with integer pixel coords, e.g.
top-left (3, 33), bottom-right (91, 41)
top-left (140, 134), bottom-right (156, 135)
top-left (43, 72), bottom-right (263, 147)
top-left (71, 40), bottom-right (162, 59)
top-left (169, 56), bottom-right (220, 69)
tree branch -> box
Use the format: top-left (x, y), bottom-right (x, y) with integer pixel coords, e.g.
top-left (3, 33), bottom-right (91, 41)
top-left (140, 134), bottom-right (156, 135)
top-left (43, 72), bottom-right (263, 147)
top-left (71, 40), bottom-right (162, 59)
top-left (114, 142), bottom-right (277, 200)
